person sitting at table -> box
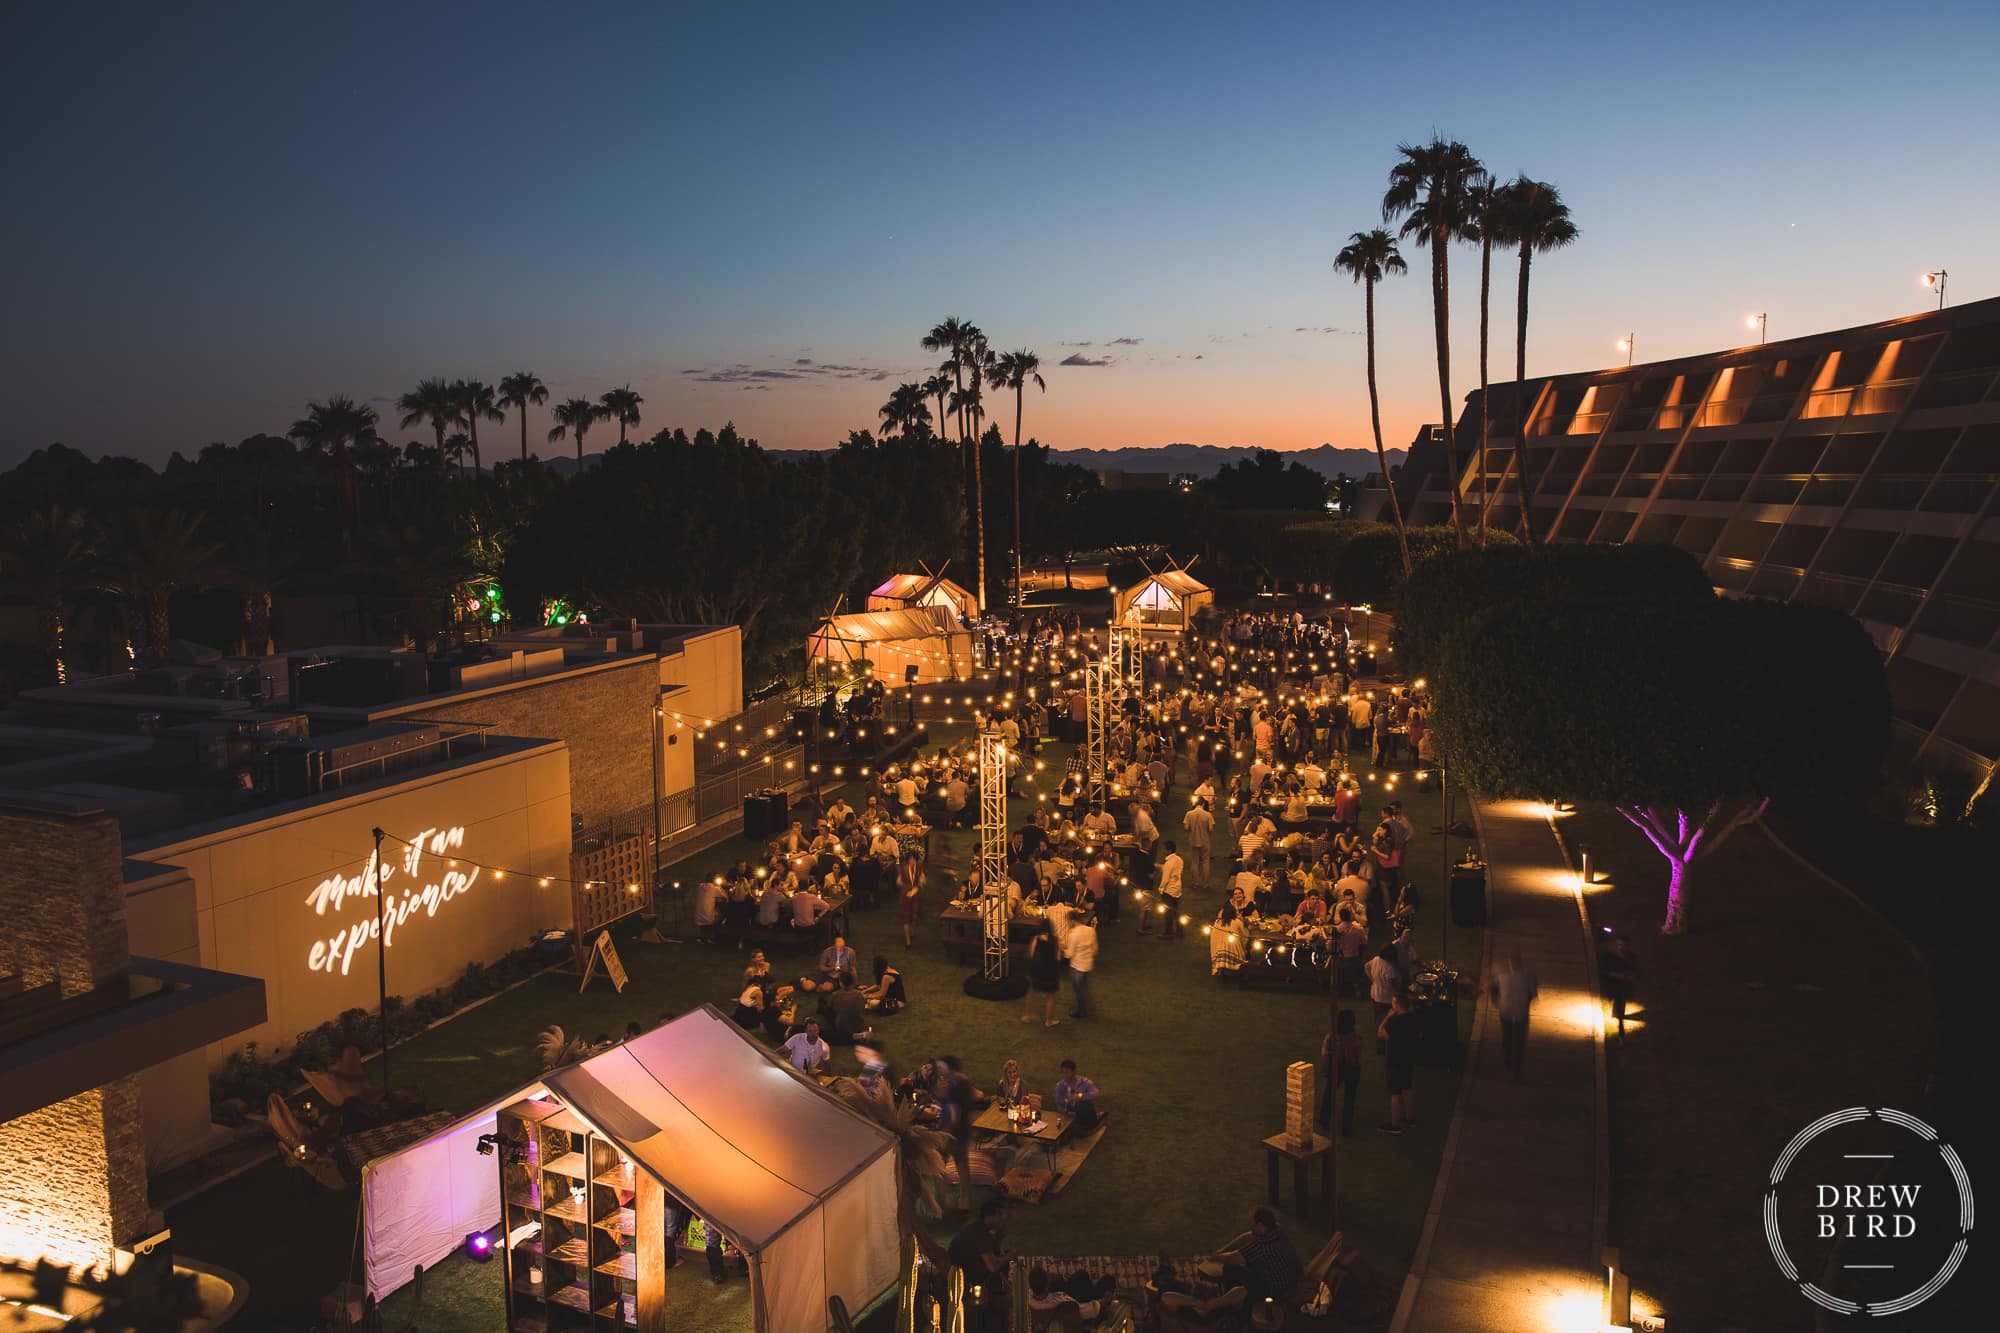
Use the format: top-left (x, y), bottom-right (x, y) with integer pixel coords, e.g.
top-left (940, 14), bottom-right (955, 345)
top-left (863, 955), bottom-right (906, 1012)
top-left (869, 823), bottom-right (901, 867)
top-left (994, 1058), bottom-right (1029, 1107)
top-left (825, 795), bottom-right (853, 826)
top-left (895, 768), bottom-right (920, 810)
top-left (781, 1018), bottom-right (831, 1075)
top-left (1332, 778), bottom-right (1360, 830)
top-left (1297, 756), bottom-right (1326, 791)
top-left (1081, 804), bottom-right (1117, 841)
top-left (895, 1058), bottom-right (937, 1111)
top-left (1296, 886), bottom-right (1328, 924)
top-left (755, 876), bottom-right (787, 928)
top-left (944, 770), bottom-right (971, 826)
top-left (791, 882), bottom-right (831, 931)
top-left (822, 970), bottom-right (868, 1045)
top-left (1052, 1058), bottom-right (1100, 1129)
top-left (1282, 787), bottom-right (1310, 824)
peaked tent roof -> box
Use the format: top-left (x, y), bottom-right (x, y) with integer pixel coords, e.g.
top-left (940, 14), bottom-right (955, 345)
top-left (541, 1005), bottom-right (895, 1251)
top-left (1141, 568), bottom-right (1209, 597)
top-left (869, 572), bottom-right (968, 604)
top-left (812, 606), bottom-right (962, 645)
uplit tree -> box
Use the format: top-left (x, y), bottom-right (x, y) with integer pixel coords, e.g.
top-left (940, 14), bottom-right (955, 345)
top-left (0, 506), bottom-right (99, 683)
top-left (109, 508), bottom-right (223, 665)
top-left (1434, 594), bottom-right (1888, 933)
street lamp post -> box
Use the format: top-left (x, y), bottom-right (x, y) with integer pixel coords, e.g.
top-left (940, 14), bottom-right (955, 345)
top-left (371, 826), bottom-right (389, 1088)
top-left (1747, 312), bottom-right (1767, 345)
top-left (1616, 334), bottom-right (1635, 367)
top-left (1922, 270), bottom-right (1949, 310)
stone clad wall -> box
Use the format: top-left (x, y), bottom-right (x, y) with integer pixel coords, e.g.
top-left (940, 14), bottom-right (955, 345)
top-left (0, 803), bottom-right (151, 1270)
top-left (414, 656), bottom-right (657, 830)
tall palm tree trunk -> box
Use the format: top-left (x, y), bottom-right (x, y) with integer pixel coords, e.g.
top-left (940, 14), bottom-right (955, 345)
top-left (433, 423), bottom-right (448, 480)
top-left (1365, 279), bottom-right (1413, 577)
top-left (147, 593), bottom-right (172, 667)
top-left (1430, 240), bottom-right (1466, 547)
top-left (576, 431), bottom-right (585, 469)
top-left (1478, 232), bottom-right (1492, 549)
top-left (1515, 250), bottom-right (1540, 543)
top-left (468, 421), bottom-right (483, 474)
top-left (1012, 390), bottom-right (1025, 608)
top-left (519, 414), bottom-right (529, 464)
top-left (973, 436), bottom-right (987, 614)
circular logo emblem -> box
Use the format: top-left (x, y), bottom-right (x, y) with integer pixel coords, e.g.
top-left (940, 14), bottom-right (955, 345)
top-left (1765, 1108), bottom-right (1972, 1316)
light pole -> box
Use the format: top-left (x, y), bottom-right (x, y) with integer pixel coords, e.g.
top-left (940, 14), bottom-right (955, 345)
top-left (1922, 270), bottom-right (1949, 310)
top-left (1616, 334), bottom-right (1635, 367)
top-left (371, 826), bottom-right (389, 1088)
top-left (1747, 312), bottom-right (1766, 345)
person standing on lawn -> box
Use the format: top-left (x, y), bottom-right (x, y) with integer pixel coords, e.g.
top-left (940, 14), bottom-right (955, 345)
top-left (1320, 1008), bottom-right (1364, 1136)
top-left (1066, 909), bottom-right (1099, 1019)
top-left (896, 850), bottom-right (924, 950)
top-left (1377, 994), bottom-right (1419, 1133)
top-left (1156, 840), bottom-right (1185, 937)
top-left (1022, 920), bottom-right (1064, 1028)
top-left (1182, 796), bottom-right (1214, 886)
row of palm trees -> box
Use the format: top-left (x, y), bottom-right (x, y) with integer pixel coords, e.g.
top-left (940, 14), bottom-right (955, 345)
top-left (1335, 136), bottom-right (1578, 575)
top-left (875, 323), bottom-right (1046, 613)
top-left (289, 377), bottom-right (647, 506)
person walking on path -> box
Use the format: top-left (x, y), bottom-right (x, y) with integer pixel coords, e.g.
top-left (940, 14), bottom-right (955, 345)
top-left (1157, 841), bottom-right (1185, 937)
top-left (1066, 909), bottom-right (1099, 1019)
top-left (1489, 950), bottom-right (1539, 1080)
top-left (1601, 934), bottom-right (1639, 1042)
top-left (1021, 920), bottom-right (1063, 1028)
top-left (1365, 945), bottom-right (1400, 1052)
top-left (1320, 1009), bottom-right (1364, 1136)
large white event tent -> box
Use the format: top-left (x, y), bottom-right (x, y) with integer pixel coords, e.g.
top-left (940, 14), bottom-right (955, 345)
top-left (806, 606), bottom-right (972, 683)
top-left (1113, 567), bottom-right (1212, 634)
top-left (866, 571), bottom-right (978, 622)
top-left (360, 1005), bottom-right (901, 1333)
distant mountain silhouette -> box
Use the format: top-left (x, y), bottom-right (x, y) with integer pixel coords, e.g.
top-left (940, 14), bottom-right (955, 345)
top-left (1050, 443), bottom-right (1401, 481)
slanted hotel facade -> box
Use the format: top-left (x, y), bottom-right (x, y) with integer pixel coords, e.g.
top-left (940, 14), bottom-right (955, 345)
top-left (1409, 296), bottom-right (2000, 779)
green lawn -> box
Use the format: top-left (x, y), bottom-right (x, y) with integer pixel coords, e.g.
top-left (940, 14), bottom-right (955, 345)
top-left (168, 726), bottom-right (1478, 1331)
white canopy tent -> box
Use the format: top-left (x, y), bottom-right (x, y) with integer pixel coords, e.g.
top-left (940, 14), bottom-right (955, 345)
top-left (807, 606), bottom-right (972, 683)
top-left (360, 1005), bottom-right (901, 1333)
top-left (867, 571), bottom-right (978, 621)
top-left (1114, 567), bottom-right (1212, 634)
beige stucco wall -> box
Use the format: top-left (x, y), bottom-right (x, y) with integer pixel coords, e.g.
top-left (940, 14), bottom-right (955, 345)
top-left (659, 627), bottom-right (743, 728)
top-left (126, 742), bottom-right (572, 1071)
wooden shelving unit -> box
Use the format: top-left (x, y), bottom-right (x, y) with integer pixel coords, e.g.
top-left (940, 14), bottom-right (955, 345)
top-left (494, 1098), bottom-right (640, 1330)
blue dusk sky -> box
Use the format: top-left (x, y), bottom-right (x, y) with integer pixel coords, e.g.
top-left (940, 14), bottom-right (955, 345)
top-left (3, 0), bottom-right (1995, 466)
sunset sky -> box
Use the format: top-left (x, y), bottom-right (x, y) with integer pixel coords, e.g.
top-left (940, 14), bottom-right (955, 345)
top-left (4, 0), bottom-right (1995, 467)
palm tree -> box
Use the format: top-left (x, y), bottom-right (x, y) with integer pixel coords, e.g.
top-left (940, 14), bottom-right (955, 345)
top-left (397, 377), bottom-right (459, 481)
top-left (1334, 230), bottom-right (1414, 578)
top-left (826, 1076), bottom-right (952, 1240)
top-left (0, 506), bottom-right (98, 683)
top-left (497, 372), bottom-right (550, 464)
top-left (111, 509), bottom-right (222, 666)
top-left (986, 350), bottom-right (1045, 603)
top-left (922, 373), bottom-right (953, 447)
top-left (1467, 173), bottom-right (1502, 547)
top-left (547, 397), bottom-right (603, 469)
top-left (1383, 136), bottom-right (1485, 549)
top-left (599, 385), bottom-right (644, 445)
top-left (878, 382), bottom-right (932, 439)
top-left (287, 394), bottom-right (380, 534)
top-left (920, 318), bottom-right (977, 443)
top-left (452, 379), bottom-right (503, 475)
top-left (219, 508), bottom-right (293, 655)
top-left (1501, 176), bottom-right (1579, 543)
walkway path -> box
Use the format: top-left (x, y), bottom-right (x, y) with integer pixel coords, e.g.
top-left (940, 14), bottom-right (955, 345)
top-left (1391, 798), bottom-right (1607, 1332)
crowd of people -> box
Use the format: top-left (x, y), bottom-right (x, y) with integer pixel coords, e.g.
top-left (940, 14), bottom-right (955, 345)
top-left (685, 602), bottom-right (1452, 1327)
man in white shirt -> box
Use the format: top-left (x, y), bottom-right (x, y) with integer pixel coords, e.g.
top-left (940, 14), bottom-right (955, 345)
top-left (781, 1020), bottom-right (830, 1074)
top-left (1131, 802), bottom-right (1158, 851)
top-left (792, 886), bottom-right (831, 929)
top-left (1181, 798), bottom-right (1214, 885)
top-left (1248, 756), bottom-right (1272, 795)
top-left (1082, 805), bottom-right (1117, 841)
top-left (1156, 842), bottom-right (1185, 937)
top-left (943, 774), bottom-right (969, 825)
top-left (1066, 912), bottom-right (1099, 1019)
top-left (692, 877), bottom-right (725, 941)
top-left (895, 772), bottom-right (919, 809)
top-left (1347, 693), bottom-right (1373, 745)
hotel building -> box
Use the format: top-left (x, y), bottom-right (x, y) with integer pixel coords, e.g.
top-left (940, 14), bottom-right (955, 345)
top-left (1409, 296), bottom-right (2000, 779)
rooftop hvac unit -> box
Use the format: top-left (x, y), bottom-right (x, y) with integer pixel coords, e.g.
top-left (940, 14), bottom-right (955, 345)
top-left (269, 723), bottom-right (443, 798)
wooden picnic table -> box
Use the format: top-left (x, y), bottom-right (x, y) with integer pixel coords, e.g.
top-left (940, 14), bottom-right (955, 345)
top-left (972, 1103), bottom-right (1074, 1173)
